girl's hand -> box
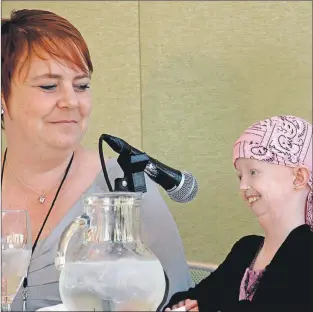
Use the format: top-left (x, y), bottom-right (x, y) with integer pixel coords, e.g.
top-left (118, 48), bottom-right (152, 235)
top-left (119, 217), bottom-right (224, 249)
top-left (165, 299), bottom-right (198, 311)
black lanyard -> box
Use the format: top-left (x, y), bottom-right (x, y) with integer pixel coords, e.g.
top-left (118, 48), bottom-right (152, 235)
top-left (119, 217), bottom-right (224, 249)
top-left (1, 149), bottom-right (74, 291)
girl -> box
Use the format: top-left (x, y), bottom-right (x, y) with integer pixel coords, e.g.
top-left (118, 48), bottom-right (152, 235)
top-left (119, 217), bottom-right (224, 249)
top-left (165, 115), bottom-right (313, 312)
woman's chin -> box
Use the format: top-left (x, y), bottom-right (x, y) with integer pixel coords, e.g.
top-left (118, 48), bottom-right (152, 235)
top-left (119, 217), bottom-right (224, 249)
top-left (45, 134), bottom-right (82, 150)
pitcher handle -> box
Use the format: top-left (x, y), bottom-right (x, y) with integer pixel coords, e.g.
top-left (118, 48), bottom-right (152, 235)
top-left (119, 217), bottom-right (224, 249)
top-left (55, 213), bottom-right (90, 271)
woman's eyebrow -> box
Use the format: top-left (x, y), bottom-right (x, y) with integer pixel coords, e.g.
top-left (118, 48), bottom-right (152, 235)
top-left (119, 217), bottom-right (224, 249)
top-left (30, 73), bottom-right (90, 81)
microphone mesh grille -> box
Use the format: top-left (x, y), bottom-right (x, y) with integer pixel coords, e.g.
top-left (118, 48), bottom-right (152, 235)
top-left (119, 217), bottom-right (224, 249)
top-left (167, 171), bottom-right (198, 203)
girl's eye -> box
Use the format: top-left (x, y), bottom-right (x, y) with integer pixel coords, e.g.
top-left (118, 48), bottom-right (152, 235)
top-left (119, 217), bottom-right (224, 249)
top-left (250, 169), bottom-right (257, 176)
top-left (39, 85), bottom-right (57, 91)
top-left (237, 175), bottom-right (242, 181)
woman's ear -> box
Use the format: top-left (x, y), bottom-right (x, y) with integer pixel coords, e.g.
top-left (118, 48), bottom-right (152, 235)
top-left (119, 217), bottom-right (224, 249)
top-left (293, 166), bottom-right (310, 189)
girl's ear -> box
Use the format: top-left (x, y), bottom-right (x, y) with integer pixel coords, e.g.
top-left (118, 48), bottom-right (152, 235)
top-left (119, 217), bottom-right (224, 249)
top-left (293, 166), bottom-right (310, 189)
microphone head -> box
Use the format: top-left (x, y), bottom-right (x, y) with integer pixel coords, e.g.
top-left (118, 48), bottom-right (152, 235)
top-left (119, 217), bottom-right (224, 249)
top-left (166, 171), bottom-right (198, 203)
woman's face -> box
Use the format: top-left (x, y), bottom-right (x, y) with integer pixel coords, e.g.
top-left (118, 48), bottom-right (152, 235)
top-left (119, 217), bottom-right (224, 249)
top-left (3, 51), bottom-right (92, 150)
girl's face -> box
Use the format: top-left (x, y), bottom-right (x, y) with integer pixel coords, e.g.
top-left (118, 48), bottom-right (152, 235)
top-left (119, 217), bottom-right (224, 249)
top-left (235, 158), bottom-right (295, 219)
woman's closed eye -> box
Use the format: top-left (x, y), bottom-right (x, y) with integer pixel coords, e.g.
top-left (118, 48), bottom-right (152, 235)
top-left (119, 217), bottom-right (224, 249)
top-left (39, 84), bottom-right (57, 91)
top-left (74, 84), bottom-right (90, 92)
top-left (38, 84), bottom-right (90, 92)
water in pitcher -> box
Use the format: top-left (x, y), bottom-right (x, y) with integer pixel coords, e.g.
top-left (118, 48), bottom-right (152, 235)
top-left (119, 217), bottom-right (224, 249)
top-left (1, 249), bottom-right (32, 303)
top-left (59, 258), bottom-right (166, 311)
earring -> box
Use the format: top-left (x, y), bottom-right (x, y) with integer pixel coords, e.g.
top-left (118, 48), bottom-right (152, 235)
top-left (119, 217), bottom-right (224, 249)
top-left (1, 106), bottom-right (4, 115)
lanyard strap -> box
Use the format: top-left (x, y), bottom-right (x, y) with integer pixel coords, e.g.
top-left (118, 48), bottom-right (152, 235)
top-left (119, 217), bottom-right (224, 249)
top-left (1, 149), bottom-right (75, 289)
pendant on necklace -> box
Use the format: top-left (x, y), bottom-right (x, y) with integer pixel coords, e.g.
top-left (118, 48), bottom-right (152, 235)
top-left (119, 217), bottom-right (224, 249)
top-left (39, 195), bottom-right (46, 204)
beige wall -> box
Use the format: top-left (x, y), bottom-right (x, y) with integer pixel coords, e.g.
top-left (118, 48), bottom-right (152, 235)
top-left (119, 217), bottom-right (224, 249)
top-left (2, 1), bottom-right (312, 264)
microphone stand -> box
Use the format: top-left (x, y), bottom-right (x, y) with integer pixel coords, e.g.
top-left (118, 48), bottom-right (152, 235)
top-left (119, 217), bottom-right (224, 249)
top-left (99, 133), bottom-right (149, 192)
top-left (98, 134), bottom-right (169, 311)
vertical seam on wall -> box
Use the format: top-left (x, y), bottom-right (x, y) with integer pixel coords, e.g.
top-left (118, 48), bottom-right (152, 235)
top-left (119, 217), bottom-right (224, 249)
top-left (137, 0), bottom-right (144, 150)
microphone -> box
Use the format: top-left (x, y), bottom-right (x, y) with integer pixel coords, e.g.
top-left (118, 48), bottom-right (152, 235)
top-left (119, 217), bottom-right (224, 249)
top-left (102, 134), bottom-right (198, 203)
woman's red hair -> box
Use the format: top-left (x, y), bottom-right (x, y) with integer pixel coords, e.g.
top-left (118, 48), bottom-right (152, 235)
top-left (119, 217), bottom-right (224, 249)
top-left (1, 9), bottom-right (93, 128)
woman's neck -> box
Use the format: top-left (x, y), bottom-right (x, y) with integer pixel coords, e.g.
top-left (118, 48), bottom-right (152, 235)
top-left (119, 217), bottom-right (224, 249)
top-left (4, 144), bottom-right (78, 173)
top-left (2, 143), bottom-right (82, 193)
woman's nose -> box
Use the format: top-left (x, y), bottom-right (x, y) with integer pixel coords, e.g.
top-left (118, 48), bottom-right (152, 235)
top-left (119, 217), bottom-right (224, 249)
top-left (57, 87), bottom-right (79, 109)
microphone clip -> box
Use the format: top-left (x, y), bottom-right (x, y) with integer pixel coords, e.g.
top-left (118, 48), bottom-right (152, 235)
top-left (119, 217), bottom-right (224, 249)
top-left (115, 151), bottom-right (149, 193)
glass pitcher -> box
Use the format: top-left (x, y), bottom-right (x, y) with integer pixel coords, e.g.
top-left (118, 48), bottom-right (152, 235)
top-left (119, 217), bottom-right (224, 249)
top-left (55, 192), bottom-right (167, 311)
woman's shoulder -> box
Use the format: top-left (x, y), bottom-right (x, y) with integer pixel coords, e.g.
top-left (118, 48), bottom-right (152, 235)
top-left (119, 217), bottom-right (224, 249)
top-left (77, 147), bottom-right (118, 176)
top-left (76, 147), bottom-right (118, 187)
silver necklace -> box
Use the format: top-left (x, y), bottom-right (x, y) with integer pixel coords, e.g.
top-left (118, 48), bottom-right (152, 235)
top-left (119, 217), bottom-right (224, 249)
top-left (6, 160), bottom-right (65, 204)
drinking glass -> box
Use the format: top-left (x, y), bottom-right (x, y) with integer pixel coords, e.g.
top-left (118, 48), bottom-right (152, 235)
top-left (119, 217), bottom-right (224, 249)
top-left (1, 210), bottom-right (32, 311)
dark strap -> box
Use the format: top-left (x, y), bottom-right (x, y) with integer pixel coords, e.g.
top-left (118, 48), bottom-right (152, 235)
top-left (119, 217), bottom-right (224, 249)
top-left (31, 152), bottom-right (74, 254)
top-left (98, 134), bottom-right (113, 192)
top-left (1, 148), bottom-right (75, 288)
top-left (1, 148), bottom-right (7, 184)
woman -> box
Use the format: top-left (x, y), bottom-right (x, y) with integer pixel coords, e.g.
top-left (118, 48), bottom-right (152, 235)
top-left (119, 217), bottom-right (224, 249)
top-left (165, 115), bottom-right (313, 312)
top-left (1, 9), bottom-right (193, 311)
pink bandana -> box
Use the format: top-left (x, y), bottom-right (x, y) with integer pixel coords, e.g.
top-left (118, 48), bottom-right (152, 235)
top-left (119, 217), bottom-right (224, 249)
top-left (232, 115), bottom-right (312, 231)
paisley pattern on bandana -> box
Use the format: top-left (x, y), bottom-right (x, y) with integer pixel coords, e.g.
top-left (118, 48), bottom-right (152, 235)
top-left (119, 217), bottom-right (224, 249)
top-left (233, 116), bottom-right (313, 231)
